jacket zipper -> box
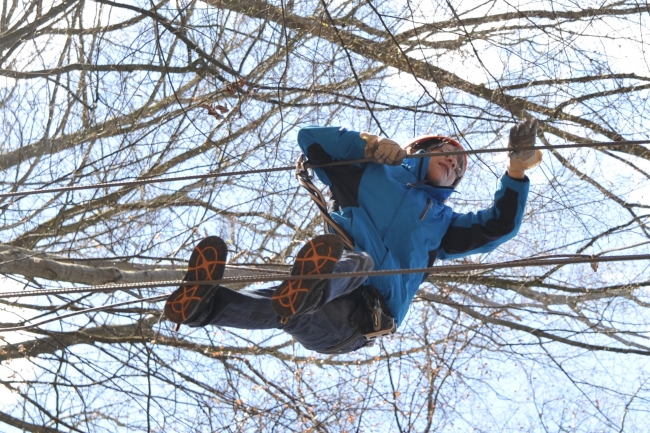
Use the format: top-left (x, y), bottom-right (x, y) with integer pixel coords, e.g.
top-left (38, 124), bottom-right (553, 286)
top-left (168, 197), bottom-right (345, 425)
top-left (419, 198), bottom-right (432, 220)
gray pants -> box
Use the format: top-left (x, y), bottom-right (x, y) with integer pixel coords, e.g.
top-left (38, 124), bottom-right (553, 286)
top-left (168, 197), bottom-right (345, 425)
top-left (204, 251), bottom-right (373, 353)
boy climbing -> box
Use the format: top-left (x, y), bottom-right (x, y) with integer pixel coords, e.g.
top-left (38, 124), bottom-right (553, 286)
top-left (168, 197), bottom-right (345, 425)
top-left (165, 119), bottom-right (543, 354)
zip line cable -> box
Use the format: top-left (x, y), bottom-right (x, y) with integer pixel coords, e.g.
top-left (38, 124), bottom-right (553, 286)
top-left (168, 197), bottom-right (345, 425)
top-left (1, 140), bottom-right (648, 199)
top-left (2, 252), bottom-right (648, 299)
top-left (2, 253), bottom-right (648, 332)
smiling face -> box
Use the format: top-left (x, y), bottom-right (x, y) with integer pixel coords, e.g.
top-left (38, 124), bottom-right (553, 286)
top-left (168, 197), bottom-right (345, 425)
top-left (426, 151), bottom-right (461, 186)
top-left (406, 142), bottom-right (466, 187)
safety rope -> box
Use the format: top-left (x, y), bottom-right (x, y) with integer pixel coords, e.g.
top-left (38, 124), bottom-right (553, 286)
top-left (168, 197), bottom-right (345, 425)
top-left (2, 253), bottom-right (648, 332)
top-left (295, 155), bottom-right (355, 249)
top-left (1, 252), bottom-right (648, 299)
top-left (0, 140), bottom-right (647, 199)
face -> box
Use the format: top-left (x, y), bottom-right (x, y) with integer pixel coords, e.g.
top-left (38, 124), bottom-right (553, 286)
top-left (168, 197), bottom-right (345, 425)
top-left (407, 143), bottom-right (465, 187)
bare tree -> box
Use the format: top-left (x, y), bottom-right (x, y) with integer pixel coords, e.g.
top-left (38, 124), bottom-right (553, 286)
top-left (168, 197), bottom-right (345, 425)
top-left (1, 0), bottom-right (649, 431)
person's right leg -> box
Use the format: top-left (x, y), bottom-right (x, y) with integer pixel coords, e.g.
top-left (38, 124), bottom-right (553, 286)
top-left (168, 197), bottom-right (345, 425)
top-left (164, 236), bottom-right (227, 326)
top-left (201, 285), bottom-right (369, 354)
top-left (200, 286), bottom-right (279, 329)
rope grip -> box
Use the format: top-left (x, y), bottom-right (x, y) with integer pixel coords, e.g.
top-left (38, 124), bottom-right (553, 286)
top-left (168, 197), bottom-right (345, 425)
top-left (295, 155), bottom-right (314, 181)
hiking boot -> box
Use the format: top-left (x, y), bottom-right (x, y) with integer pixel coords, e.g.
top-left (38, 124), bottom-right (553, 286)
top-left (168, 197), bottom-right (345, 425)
top-left (165, 236), bottom-right (227, 327)
top-left (271, 234), bottom-right (343, 319)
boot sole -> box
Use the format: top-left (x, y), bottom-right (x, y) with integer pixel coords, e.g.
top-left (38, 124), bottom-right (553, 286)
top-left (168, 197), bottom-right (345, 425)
top-left (164, 236), bottom-right (227, 324)
top-left (271, 234), bottom-right (343, 318)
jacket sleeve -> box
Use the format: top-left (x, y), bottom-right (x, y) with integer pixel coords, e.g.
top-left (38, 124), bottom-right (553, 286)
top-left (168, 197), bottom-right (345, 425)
top-left (297, 126), bottom-right (366, 161)
top-left (437, 173), bottom-right (530, 260)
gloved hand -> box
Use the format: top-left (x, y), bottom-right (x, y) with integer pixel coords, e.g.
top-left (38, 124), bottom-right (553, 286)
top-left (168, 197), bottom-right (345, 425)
top-left (507, 118), bottom-right (543, 171)
top-left (361, 132), bottom-right (407, 166)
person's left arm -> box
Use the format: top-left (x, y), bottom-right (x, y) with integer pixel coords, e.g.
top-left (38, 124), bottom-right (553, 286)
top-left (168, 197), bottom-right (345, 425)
top-left (437, 172), bottom-right (529, 260)
top-left (437, 118), bottom-right (543, 259)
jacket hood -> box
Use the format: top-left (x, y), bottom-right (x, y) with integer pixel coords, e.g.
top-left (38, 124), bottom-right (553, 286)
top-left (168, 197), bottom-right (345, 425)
top-left (403, 155), bottom-right (456, 202)
top-left (403, 154), bottom-right (429, 182)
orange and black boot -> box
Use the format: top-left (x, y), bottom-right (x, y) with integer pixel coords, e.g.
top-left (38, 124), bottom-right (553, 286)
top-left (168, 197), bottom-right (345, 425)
top-left (165, 236), bottom-right (227, 328)
top-left (271, 234), bottom-right (343, 321)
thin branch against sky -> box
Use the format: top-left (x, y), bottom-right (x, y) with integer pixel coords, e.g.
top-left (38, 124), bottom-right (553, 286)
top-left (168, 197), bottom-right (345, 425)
top-left (0, 0), bottom-right (649, 431)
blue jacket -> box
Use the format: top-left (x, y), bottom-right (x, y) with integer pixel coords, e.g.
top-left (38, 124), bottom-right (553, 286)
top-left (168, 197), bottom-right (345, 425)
top-left (297, 126), bottom-right (530, 326)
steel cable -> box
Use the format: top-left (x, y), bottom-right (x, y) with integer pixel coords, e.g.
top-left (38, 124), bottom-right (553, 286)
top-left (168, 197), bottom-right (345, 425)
top-left (1, 141), bottom-right (648, 199)
top-left (2, 253), bottom-right (648, 332)
top-left (1, 252), bottom-right (648, 299)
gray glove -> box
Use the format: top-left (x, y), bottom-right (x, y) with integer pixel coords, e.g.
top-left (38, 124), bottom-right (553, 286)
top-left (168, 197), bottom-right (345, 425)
top-left (361, 132), bottom-right (406, 166)
top-left (508, 118), bottom-right (543, 171)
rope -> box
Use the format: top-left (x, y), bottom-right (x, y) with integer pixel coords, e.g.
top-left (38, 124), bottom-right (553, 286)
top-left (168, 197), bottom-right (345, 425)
top-left (1, 253), bottom-right (648, 299)
top-left (2, 253), bottom-right (647, 332)
top-left (1, 140), bottom-right (647, 199)
top-left (295, 155), bottom-right (355, 249)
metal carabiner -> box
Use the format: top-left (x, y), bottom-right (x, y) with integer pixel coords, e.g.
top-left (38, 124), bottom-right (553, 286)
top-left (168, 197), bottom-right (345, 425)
top-left (295, 154), bottom-right (314, 181)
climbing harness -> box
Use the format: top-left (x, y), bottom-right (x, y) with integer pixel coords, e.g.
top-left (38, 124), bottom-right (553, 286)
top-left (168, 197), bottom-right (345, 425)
top-left (361, 285), bottom-right (396, 341)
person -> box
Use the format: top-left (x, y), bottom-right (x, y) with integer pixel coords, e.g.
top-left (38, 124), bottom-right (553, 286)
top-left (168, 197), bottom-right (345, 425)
top-left (164, 119), bottom-right (543, 354)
